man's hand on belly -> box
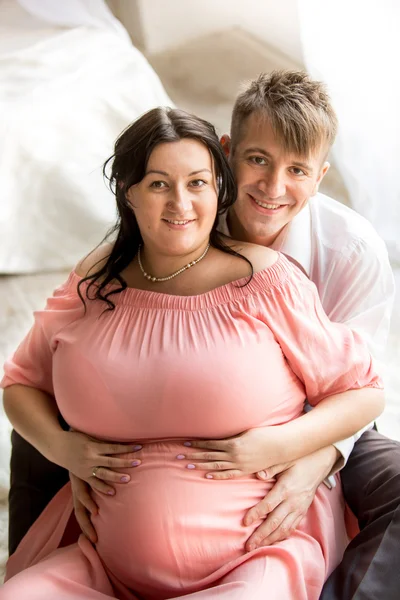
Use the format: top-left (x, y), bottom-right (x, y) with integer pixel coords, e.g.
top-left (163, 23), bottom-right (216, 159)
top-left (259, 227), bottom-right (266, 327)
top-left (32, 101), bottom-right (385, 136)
top-left (70, 473), bottom-right (98, 544)
top-left (244, 446), bottom-right (340, 550)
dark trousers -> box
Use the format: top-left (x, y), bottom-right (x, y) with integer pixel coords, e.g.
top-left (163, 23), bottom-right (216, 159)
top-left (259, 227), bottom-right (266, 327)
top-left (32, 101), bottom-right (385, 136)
top-left (320, 430), bottom-right (400, 599)
top-left (8, 429), bottom-right (69, 556)
top-left (8, 430), bottom-right (400, 598)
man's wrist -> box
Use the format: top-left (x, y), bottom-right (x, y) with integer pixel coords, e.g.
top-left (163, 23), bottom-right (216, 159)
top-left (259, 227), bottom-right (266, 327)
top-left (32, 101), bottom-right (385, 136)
top-left (319, 445), bottom-right (342, 479)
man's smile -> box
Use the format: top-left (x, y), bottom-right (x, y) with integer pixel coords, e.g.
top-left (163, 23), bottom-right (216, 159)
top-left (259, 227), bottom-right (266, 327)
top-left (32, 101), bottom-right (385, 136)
top-left (248, 193), bottom-right (287, 215)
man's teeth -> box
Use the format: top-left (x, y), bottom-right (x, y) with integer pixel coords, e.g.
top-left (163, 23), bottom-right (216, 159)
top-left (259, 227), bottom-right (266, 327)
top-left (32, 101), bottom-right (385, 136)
top-left (254, 198), bottom-right (282, 210)
top-left (165, 219), bottom-right (190, 225)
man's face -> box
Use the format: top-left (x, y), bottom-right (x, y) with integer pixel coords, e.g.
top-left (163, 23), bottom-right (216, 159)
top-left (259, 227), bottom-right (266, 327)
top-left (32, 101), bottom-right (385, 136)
top-left (224, 113), bottom-right (329, 246)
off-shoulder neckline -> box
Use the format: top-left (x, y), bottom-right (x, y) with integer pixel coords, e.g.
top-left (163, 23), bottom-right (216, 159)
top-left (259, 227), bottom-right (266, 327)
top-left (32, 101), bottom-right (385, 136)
top-left (69, 252), bottom-right (296, 311)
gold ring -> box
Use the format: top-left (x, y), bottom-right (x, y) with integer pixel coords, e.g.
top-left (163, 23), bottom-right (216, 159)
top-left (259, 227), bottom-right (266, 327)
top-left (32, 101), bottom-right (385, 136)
top-left (92, 467), bottom-right (100, 478)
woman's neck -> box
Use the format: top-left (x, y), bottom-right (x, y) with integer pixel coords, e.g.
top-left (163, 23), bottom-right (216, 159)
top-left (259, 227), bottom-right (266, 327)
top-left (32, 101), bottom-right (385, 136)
top-left (139, 240), bottom-right (211, 280)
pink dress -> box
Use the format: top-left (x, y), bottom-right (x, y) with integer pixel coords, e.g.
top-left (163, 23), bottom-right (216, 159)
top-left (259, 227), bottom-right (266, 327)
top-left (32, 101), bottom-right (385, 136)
top-left (0, 254), bottom-right (382, 600)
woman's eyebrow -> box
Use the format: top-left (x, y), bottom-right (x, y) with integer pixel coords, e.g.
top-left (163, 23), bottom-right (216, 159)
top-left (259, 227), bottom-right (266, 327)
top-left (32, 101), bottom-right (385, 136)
top-left (145, 168), bottom-right (212, 177)
top-left (145, 169), bottom-right (169, 176)
top-left (188, 169), bottom-right (212, 176)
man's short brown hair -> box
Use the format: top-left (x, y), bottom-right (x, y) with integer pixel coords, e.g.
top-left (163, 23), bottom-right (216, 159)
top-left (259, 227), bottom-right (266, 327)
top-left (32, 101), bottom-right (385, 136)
top-left (230, 70), bottom-right (338, 157)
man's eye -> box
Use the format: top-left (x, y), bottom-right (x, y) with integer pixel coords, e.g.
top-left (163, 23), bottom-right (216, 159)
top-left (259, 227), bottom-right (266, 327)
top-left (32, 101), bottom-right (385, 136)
top-left (190, 179), bottom-right (207, 187)
top-left (249, 156), bottom-right (267, 165)
top-left (150, 180), bottom-right (167, 188)
top-left (290, 167), bottom-right (306, 176)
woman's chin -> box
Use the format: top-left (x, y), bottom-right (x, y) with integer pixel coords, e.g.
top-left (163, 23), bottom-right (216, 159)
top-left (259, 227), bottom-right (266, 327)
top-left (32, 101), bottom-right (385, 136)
top-left (149, 236), bottom-right (207, 258)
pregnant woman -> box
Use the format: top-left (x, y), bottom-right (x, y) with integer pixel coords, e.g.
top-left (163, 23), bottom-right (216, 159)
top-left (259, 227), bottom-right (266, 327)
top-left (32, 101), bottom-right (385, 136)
top-left (1, 108), bottom-right (383, 599)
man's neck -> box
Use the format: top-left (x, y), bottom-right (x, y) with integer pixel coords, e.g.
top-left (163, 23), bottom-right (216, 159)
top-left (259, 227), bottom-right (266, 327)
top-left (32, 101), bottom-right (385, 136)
top-left (227, 207), bottom-right (283, 248)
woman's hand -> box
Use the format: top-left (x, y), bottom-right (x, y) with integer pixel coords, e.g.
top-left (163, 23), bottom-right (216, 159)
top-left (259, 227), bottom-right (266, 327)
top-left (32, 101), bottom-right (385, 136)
top-left (176, 426), bottom-right (291, 479)
top-left (54, 430), bottom-right (142, 494)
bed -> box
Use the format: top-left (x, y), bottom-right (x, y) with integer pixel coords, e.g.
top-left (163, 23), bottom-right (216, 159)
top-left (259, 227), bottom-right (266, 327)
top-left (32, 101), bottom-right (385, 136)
top-left (0, 0), bottom-right (172, 273)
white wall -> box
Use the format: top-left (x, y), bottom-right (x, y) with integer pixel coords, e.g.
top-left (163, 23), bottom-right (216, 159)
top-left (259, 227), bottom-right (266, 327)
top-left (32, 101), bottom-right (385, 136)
top-left (233, 0), bottom-right (302, 62)
top-left (110, 0), bottom-right (303, 62)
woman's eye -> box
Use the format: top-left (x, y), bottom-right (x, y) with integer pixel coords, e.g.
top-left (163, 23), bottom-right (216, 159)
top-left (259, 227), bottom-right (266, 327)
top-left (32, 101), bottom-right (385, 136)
top-left (249, 156), bottom-right (267, 166)
top-left (150, 180), bottom-right (167, 189)
top-left (190, 179), bottom-right (207, 188)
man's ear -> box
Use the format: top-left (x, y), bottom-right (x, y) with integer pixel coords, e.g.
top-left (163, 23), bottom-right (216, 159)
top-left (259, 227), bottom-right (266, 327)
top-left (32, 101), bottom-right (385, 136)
top-left (220, 134), bottom-right (231, 158)
top-left (313, 161), bottom-right (330, 195)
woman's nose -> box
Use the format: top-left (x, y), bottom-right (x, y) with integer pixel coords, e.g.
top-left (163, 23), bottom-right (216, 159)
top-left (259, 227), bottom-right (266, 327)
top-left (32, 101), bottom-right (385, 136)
top-left (167, 189), bottom-right (193, 213)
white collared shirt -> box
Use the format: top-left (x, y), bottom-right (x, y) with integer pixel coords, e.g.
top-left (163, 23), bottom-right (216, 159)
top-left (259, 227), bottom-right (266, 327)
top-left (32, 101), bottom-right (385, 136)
top-left (219, 192), bottom-right (395, 471)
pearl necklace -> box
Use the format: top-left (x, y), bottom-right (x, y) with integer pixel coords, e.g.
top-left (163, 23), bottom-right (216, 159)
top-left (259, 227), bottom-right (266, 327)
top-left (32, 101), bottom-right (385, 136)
top-left (137, 243), bottom-right (211, 283)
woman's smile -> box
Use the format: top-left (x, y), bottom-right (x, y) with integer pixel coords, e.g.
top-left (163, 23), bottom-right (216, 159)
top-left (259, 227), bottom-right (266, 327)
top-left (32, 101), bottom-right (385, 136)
top-left (162, 217), bottom-right (196, 229)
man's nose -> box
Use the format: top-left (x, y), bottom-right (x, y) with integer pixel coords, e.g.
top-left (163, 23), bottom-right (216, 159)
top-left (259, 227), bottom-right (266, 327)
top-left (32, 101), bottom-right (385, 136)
top-left (259, 172), bottom-right (286, 200)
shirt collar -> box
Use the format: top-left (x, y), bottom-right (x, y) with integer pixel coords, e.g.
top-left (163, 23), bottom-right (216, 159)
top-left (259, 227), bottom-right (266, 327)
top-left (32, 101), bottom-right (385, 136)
top-left (219, 201), bottom-right (313, 277)
top-left (275, 202), bottom-right (312, 277)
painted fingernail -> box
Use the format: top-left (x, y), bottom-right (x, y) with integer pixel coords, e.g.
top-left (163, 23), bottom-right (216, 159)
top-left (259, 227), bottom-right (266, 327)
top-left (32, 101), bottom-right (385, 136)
top-left (120, 476), bottom-right (130, 482)
top-left (187, 464), bottom-right (196, 469)
top-left (107, 490), bottom-right (115, 495)
top-left (206, 474), bottom-right (213, 479)
top-left (183, 442), bottom-right (192, 447)
top-left (131, 460), bottom-right (140, 466)
top-left (176, 454), bottom-right (185, 460)
top-left (133, 445), bottom-right (142, 451)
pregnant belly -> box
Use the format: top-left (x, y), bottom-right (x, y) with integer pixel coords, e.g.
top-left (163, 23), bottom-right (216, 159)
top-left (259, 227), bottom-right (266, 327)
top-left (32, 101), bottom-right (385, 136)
top-left (92, 442), bottom-right (270, 596)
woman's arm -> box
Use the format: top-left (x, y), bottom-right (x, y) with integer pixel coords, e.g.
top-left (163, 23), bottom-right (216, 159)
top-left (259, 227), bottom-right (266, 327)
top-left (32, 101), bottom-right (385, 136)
top-left (2, 261), bottom-right (143, 497)
top-left (3, 384), bottom-right (142, 490)
top-left (278, 387), bottom-right (384, 464)
top-left (179, 387), bottom-right (383, 476)
top-left (3, 384), bottom-right (66, 463)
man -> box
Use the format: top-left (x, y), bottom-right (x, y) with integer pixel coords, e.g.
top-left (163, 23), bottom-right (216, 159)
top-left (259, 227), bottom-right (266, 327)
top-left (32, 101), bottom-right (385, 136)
top-left (215, 70), bottom-right (398, 599)
top-left (8, 71), bottom-right (399, 599)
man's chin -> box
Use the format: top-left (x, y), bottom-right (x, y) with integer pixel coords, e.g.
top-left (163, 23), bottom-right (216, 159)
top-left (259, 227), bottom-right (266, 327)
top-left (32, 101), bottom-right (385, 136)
top-left (229, 203), bottom-right (286, 245)
top-left (241, 220), bottom-right (284, 246)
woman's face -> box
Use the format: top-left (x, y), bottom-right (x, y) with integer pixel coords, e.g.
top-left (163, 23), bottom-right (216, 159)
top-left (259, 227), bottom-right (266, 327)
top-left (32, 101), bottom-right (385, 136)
top-left (126, 139), bottom-right (218, 258)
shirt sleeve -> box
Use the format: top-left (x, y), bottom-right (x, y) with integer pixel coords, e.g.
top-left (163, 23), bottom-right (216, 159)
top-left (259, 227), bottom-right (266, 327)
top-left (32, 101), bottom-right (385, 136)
top-left (311, 238), bottom-right (394, 469)
top-left (317, 238), bottom-right (395, 360)
top-left (1, 274), bottom-right (83, 396)
top-left (258, 258), bottom-right (383, 405)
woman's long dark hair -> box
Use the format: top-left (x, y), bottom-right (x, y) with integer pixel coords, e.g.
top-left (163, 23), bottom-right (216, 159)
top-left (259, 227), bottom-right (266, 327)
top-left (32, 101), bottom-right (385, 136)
top-left (78, 107), bottom-right (252, 310)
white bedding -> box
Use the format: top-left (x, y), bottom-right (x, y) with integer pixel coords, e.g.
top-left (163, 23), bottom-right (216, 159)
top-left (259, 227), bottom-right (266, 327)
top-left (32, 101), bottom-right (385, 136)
top-left (0, 1), bottom-right (172, 273)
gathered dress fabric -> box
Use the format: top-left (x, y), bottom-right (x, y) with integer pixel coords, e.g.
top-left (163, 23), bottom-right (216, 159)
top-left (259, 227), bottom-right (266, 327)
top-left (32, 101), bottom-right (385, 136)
top-left (0, 254), bottom-right (382, 600)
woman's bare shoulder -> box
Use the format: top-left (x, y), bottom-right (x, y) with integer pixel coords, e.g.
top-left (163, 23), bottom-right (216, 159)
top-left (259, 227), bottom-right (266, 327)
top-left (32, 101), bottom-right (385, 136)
top-left (75, 242), bottom-right (114, 278)
top-left (227, 239), bottom-right (279, 273)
